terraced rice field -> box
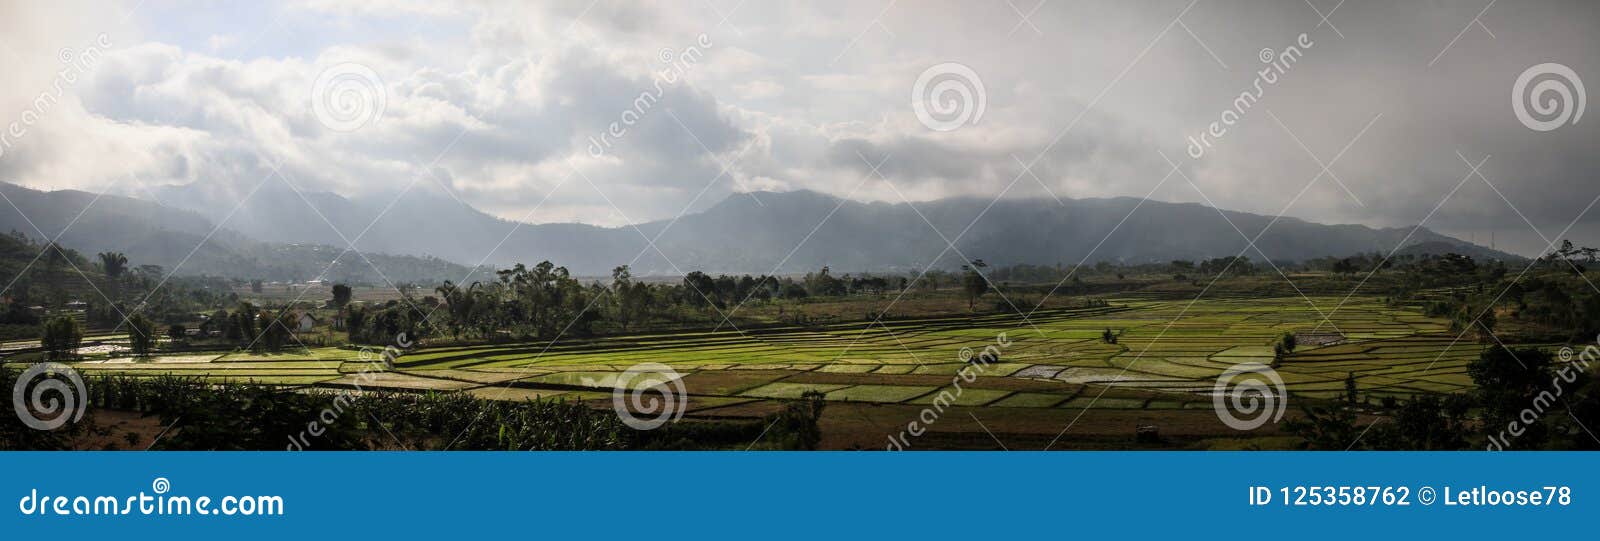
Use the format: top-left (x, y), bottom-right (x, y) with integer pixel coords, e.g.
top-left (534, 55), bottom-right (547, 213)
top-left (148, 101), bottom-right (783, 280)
top-left (397, 295), bottom-right (1480, 404)
top-left (13, 296), bottom-right (1488, 416)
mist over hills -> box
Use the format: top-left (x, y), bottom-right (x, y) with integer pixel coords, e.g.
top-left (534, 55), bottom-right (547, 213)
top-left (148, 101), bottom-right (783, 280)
top-left (0, 182), bottom-right (480, 283)
top-left (0, 179), bottom-right (1521, 281)
top-left (620, 190), bottom-right (1524, 274)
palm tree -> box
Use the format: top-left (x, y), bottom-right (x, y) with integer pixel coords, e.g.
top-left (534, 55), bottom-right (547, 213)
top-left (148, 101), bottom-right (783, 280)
top-left (98, 252), bottom-right (129, 301)
top-left (98, 252), bottom-right (128, 279)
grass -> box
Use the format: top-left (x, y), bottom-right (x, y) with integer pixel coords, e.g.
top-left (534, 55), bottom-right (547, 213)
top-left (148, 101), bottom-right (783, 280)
top-left (991, 393), bottom-right (1071, 408)
top-left (825, 385), bottom-right (938, 403)
top-left (912, 388), bottom-right (1014, 407)
top-left (741, 382), bottom-right (850, 399)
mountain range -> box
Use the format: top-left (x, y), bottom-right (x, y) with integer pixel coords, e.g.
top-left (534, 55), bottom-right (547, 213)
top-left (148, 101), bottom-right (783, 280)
top-left (0, 179), bottom-right (1522, 281)
top-left (0, 181), bottom-right (481, 284)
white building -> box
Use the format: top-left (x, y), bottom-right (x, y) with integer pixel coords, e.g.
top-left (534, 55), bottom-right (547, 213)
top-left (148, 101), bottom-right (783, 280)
top-left (295, 313), bottom-right (316, 333)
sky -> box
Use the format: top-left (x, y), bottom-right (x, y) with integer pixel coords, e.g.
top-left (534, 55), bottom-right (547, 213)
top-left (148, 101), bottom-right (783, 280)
top-left (0, 0), bottom-right (1596, 256)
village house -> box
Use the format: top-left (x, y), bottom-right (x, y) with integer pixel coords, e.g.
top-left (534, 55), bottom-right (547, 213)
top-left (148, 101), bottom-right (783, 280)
top-left (293, 312), bottom-right (316, 333)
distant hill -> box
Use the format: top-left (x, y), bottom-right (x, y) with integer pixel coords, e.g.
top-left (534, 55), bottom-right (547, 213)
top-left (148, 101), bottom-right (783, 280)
top-left (615, 191), bottom-right (1526, 274)
top-left (144, 180), bottom-right (1524, 276)
top-left (0, 182), bottom-right (483, 283)
top-left (1394, 240), bottom-right (1520, 261)
top-left (154, 178), bottom-right (622, 274)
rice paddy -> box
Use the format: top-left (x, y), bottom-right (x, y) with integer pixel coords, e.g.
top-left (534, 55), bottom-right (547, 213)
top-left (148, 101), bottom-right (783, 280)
top-left (9, 295), bottom-right (1488, 418)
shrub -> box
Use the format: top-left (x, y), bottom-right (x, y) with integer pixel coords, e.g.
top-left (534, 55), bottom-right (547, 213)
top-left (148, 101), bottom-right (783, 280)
top-left (41, 316), bottom-right (83, 360)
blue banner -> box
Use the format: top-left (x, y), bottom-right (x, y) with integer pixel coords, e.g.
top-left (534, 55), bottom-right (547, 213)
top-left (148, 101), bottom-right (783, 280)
top-left (2, 451), bottom-right (1593, 539)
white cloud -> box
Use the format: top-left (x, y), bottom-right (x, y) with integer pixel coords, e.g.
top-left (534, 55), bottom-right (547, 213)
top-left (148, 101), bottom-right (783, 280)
top-left (206, 34), bottom-right (238, 53)
top-left (0, 0), bottom-right (1596, 255)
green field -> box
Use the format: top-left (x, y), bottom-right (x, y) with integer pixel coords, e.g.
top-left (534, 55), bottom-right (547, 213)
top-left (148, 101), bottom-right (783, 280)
top-left (11, 295), bottom-right (1489, 413)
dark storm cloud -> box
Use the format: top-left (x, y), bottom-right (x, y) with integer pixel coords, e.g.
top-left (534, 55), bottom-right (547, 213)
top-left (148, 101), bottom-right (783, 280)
top-left (1, 0), bottom-right (1596, 254)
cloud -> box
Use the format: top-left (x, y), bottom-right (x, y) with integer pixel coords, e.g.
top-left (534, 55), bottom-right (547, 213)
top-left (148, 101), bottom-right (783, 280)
top-left (0, 0), bottom-right (1596, 255)
top-left (3, 2), bottom-right (752, 227)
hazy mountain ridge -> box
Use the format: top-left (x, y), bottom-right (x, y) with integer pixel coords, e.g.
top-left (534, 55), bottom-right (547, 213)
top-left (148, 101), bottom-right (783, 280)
top-left (622, 192), bottom-right (1525, 274)
top-left (0, 182), bottom-right (482, 283)
top-left (141, 180), bottom-right (1523, 276)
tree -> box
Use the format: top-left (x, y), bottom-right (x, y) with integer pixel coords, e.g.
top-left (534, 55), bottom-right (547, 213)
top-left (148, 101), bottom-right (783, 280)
top-left (1279, 332), bottom-right (1297, 354)
top-left (435, 281), bottom-right (471, 340)
top-left (98, 252), bottom-right (128, 279)
top-left (1302, 394), bottom-right (1474, 450)
top-left (611, 266), bottom-right (643, 331)
top-left (213, 308), bottom-right (238, 340)
top-left (345, 305), bottom-right (367, 342)
top-left (1469, 345), bottom-right (1554, 449)
top-left (1281, 405), bottom-right (1364, 449)
top-left (204, 310), bottom-right (230, 336)
top-left (41, 316), bottom-right (83, 360)
top-left (1101, 328), bottom-right (1117, 344)
top-left (1543, 239), bottom-right (1590, 274)
top-left (0, 303), bottom-right (40, 326)
top-left (1374, 395), bottom-right (1471, 450)
top-left (331, 283), bottom-right (353, 308)
top-left (233, 302), bottom-right (257, 344)
top-left (127, 313), bottom-right (156, 357)
top-left (758, 390), bottom-right (828, 450)
top-left (1344, 372), bottom-right (1358, 405)
top-left (961, 259), bottom-right (990, 310)
top-left (42, 243), bottom-right (75, 297)
top-left (167, 324), bottom-right (187, 345)
top-left (255, 311), bottom-right (292, 351)
top-left (803, 266), bottom-right (845, 297)
top-left (682, 271), bottom-right (719, 307)
top-left (1451, 301), bottom-right (1496, 342)
top-left (250, 280), bottom-right (264, 294)
top-left (1332, 258), bottom-right (1356, 275)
